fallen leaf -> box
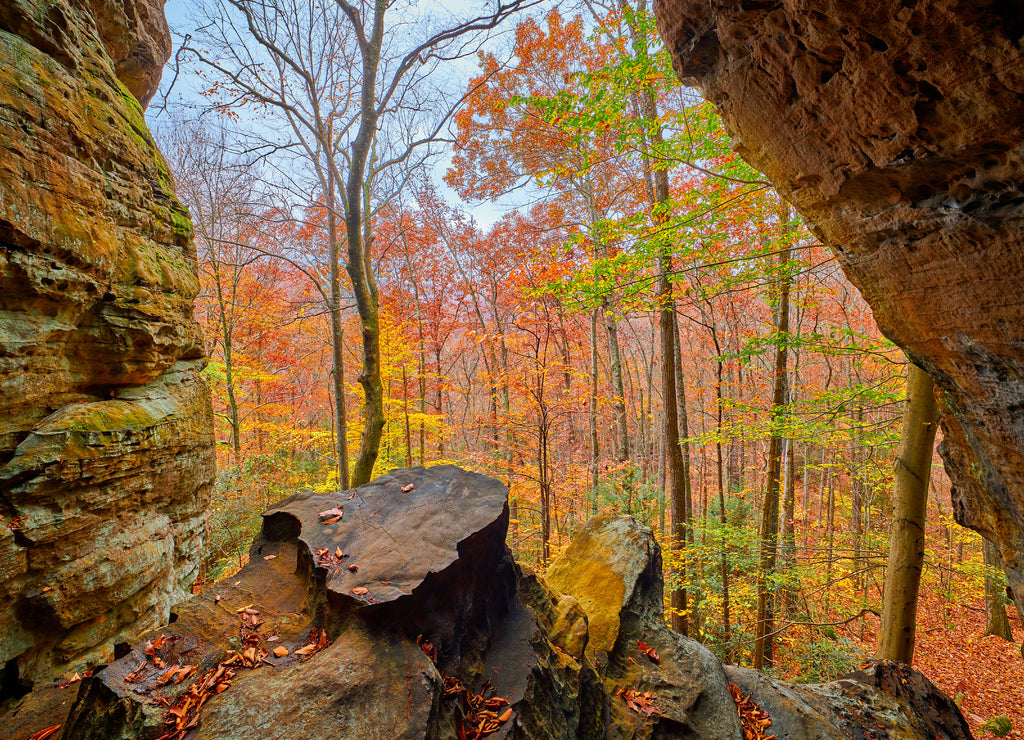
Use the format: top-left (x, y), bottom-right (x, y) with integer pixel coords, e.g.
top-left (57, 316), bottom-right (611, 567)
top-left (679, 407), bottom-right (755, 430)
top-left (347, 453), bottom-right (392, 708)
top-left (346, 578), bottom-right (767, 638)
top-left (145, 634), bottom-right (168, 655)
top-left (263, 554), bottom-right (277, 560)
top-left (637, 639), bottom-right (660, 664)
top-left (319, 507), bottom-right (345, 521)
top-left (235, 604), bottom-right (254, 613)
top-left (293, 644), bottom-right (317, 656)
top-left (335, 547), bottom-right (343, 558)
top-left (273, 646), bottom-right (289, 658)
top-left (347, 563), bottom-right (358, 572)
top-left (352, 586), bottom-right (368, 595)
top-left (401, 483), bottom-right (415, 492)
top-left (41, 586), bottom-right (52, 593)
top-left (26, 724), bottom-right (62, 740)
top-left (498, 708), bottom-right (513, 723)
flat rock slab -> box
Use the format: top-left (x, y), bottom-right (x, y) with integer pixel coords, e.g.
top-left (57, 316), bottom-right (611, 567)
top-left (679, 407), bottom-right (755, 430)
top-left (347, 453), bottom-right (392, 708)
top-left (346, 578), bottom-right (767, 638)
top-left (48, 465), bottom-right (513, 740)
top-left (260, 465), bottom-right (509, 608)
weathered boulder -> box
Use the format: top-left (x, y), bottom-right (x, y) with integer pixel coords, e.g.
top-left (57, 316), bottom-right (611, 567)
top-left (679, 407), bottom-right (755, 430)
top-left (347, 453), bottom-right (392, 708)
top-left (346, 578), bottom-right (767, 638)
top-left (0, 0), bottom-right (214, 691)
top-left (52, 466), bottom-right (553, 740)
top-left (652, 0), bottom-right (1024, 615)
top-left (726, 662), bottom-right (973, 740)
top-left (546, 515), bottom-right (742, 740)
top-left (2, 468), bottom-right (973, 740)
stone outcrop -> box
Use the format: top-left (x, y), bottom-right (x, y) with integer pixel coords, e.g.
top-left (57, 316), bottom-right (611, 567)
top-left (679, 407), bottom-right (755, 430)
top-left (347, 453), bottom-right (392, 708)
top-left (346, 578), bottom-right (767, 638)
top-left (0, 0), bottom-right (213, 693)
top-left (651, 0), bottom-right (1024, 615)
top-left (1, 466), bottom-right (971, 740)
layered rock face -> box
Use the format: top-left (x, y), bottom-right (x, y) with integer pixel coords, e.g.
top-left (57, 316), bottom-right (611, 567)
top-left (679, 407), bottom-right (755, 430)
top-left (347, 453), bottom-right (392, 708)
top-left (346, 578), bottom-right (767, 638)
top-left (0, 0), bottom-right (213, 692)
top-left (653, 0), bottom-right (1024, 611)
top-left (1, 466), bottom-right (971, 740)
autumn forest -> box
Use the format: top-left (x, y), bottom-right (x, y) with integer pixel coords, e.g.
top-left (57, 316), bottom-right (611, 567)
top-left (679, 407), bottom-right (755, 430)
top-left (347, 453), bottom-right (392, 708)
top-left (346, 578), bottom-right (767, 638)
top-left (154, 0), bottom-right (1021, 729)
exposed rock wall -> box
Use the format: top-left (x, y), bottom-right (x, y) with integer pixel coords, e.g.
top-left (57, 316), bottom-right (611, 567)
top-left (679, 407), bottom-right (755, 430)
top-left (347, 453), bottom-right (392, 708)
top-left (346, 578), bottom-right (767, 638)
top-left (0, 0), bottom-right (213, 691)
top-left (653, 0), bottom-right (1024, 611)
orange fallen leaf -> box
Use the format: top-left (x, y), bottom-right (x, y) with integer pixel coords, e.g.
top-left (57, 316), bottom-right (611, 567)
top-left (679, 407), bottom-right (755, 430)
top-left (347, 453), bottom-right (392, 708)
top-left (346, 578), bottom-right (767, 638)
top-left (293, 644), bottom-right (317, 656)
top-left (347, 563), bottom-right (358, 572)
top-left (319, 507), bottom-right (344, 522)
top-left (263, 554), bottom-right (277, 560)
top-left (26, 724), bottom-right (62, 740)
top-left (401, 483), bottom-right (415, 492)
top-left (335, 547), bottom-right (343, 558)
top-left (273, 646), bottom-right (289, 658)
top-left (352, 586), bottom-right (368, 595)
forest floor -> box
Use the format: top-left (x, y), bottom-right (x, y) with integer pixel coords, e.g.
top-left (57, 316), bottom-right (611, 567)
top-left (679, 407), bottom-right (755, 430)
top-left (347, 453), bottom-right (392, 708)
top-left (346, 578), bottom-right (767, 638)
top-left (771, 591), bottom-right (1023, 738)
top-left (892, 593), bottom-right (1024, 740)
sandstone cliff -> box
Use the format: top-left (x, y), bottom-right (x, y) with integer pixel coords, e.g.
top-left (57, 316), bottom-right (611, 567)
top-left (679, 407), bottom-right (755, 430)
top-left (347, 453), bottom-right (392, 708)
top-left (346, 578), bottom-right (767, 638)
top-left (0, 0), bottom-right (214, 692)
top-left (652, 0), bottom-right (1024, 614)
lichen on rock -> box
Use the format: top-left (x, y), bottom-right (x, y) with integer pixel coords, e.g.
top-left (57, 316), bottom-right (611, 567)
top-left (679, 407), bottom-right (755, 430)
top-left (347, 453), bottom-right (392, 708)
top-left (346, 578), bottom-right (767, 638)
top-left (0, 0), bottom-right (214, 693)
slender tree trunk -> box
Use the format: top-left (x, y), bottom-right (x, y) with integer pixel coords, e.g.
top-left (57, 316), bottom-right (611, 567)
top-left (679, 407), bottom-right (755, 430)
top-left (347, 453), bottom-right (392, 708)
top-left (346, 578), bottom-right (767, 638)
top-left (983, 538), bottom-right (1012, 639)
top-left (877, 362), bottom-right (940, 663)
top-left (753, 237), bottom-right (792, 670)
top-left (590, 309), bottom-right (601, 515)
top-left (326, 164), bottom-right (350, 489)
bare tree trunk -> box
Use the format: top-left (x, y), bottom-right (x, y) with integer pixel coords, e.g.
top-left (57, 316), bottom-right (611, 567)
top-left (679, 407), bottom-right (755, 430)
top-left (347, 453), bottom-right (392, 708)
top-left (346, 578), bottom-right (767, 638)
top-left (327, 165), bottom-right (350, 489)
top-left (877, 362), bottom-right (939, 663)
top-left (983, 538), bottom-right (1012, 640)
top-left (753, 236), bottom-right (792, 670)
top-left (590, 310), bottom-right (601, 514)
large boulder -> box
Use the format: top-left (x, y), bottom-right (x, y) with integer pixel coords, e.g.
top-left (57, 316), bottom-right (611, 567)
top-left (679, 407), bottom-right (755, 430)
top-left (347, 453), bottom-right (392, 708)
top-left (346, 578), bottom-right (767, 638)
top-left (1, 468), bottom-right (973, 739)
top-left (652, 0), bottom-right (1024, 616)
top-left (0, 0), bottom-right (214, 690)
top-left (545, 515), bottom-right (742, 740)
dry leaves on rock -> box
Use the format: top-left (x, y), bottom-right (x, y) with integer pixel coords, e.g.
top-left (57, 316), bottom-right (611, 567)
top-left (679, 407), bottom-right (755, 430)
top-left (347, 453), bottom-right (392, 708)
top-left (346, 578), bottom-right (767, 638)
top-left (155, 662), bottom-right (237, 740)
top-left (319, 507), bottom-right (344, 524)
top-left (618, 688), bottom-right (660, 718)
top-left (637, 640), bottom-right (660, 664)
top-left (421, 637), bottom-right (513, 738)
top-left (25, 724), bottom-right (61, 740)
top-left (729, 682), bottom-right (774, 740)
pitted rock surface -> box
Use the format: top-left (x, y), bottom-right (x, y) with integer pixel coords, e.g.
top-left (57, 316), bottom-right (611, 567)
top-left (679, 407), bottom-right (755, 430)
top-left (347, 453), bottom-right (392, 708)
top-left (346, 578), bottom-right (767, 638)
top-left (652, 0), bottom-right (1024, 615)
top-left (0, 0), bottom-right (214, 689)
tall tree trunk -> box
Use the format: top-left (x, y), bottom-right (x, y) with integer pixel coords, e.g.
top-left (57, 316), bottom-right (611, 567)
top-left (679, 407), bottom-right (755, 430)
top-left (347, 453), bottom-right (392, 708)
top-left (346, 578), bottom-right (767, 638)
top-left (877, 362), bottom-right (939, 663)
top-left (327, 164), bottom-right (351, 490)
top-left (673, 310), bottom-right (697, 631)
top-left (753, 235), bottom-right (792, 670)
top-left (983, 538), bottom-right (1012, 640)
top-left (590, 309), bottom-right (601, 515)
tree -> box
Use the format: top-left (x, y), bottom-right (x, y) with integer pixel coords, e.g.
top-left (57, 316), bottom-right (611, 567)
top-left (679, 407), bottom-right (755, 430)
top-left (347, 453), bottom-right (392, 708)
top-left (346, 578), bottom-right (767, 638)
top-left (983, 538), bottom-right (1013, 640)
top-left (187, 0), bottom-right (535, 487)
top-left (877, 362), bottom-right (940, 664)
top-left (752, 204), bottom-right (793, 670)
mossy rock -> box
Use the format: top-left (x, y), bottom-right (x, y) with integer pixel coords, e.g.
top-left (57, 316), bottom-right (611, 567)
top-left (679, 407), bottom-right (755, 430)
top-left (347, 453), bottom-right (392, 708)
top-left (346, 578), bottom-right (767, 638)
top-left (981, 716), bottom-right (1012, 737)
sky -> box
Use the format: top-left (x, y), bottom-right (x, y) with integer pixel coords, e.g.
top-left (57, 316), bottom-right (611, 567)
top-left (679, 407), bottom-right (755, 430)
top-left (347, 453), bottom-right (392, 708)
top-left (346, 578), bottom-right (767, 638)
top-left (150, 0), bottom-right (547, 228)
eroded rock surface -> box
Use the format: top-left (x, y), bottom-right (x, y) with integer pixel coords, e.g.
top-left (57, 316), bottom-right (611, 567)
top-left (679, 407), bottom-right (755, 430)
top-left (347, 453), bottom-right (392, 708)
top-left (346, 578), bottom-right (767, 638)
top-left (0, 0), bottom-right (213, 691)
top-left (3, 468), bottom-right (971, 740)
top-left (652, 0), bottom-right (1024, 613)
